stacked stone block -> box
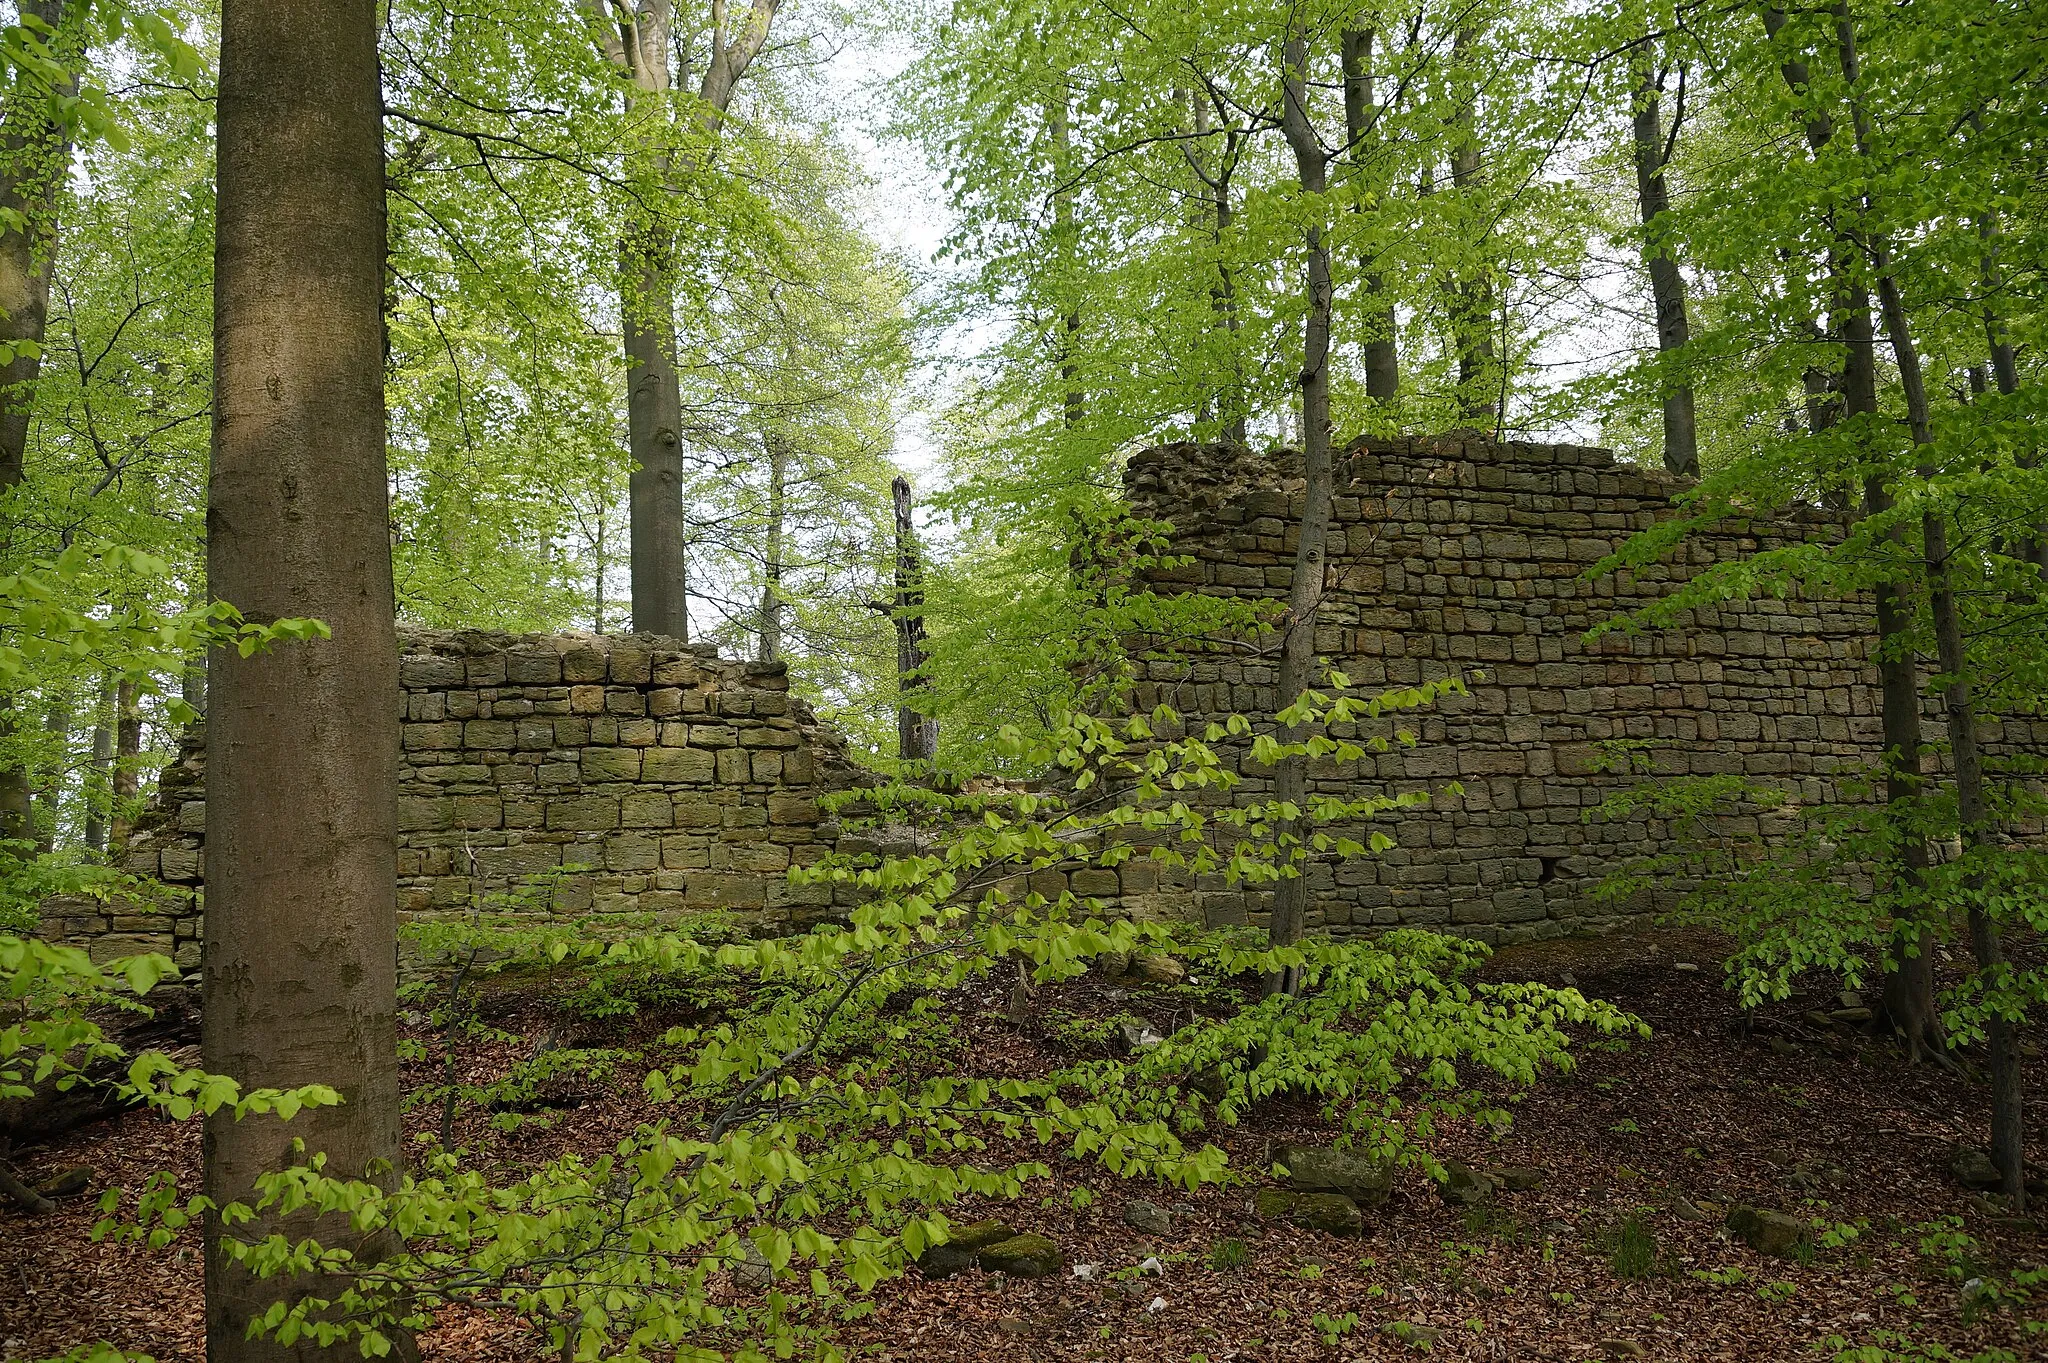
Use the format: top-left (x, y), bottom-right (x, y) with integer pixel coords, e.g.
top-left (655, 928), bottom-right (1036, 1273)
top-left (1118, 432), bottom-right (2045, 942)
top-left (53, 629), bottom-right (873, 965)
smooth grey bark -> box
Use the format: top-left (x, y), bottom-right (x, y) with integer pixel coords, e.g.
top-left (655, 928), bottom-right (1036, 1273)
top-left (1628, 49), bottom-right (1698, 477)
top-left (1180, 86), bottom-right (1249, 445)
top-left (1833, 7), bottom-right (2022, 1206)
top-left (1446, 27), bottom-right (1497, 428)
top-left (1764, 6), bottom-right (1942, 1061)
top-left (83, 674), bottom-right (111, 853)
top-left (889, 476), bottom-right (936, 764)
top-left (0, 0), bottom-right (85, 848)
top-left (204, 2), bottom-right (404, 1358)
top-left (1340, 27), bottom-right (1398, 403)
top-left (1266, 28), bottom-right (1337, 993)
top-left (1050, 89), bottom-right (1084, 429)
top-left (31, 696), bottom-right (67, 853)
top-left (755, 435), bottom-right (785, 663)
top-left (585, 0), bottom-right (781, 639)
top-left (106, 678), bottom-right (139, 853)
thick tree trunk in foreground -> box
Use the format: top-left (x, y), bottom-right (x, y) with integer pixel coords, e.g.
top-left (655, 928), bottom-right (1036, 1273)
top-left (204, 2), bottom-right (403, 1358)
top-left (1628, 50), bottom-right (1698, 478)
top-left (890, 476), bottom-right (937, 765)
top-left (1447, 27), bottom-right (1497, 428)
top-left (1267, 30), bottom-right (1337, 993)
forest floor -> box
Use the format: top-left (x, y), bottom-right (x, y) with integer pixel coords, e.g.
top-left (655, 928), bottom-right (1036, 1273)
top-left (4, 928), bottom-right (2046, 1363)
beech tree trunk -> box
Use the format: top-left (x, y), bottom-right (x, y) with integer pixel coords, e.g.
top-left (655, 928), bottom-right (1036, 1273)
top-left (755, 436), bottom-right (786, 663)
top-left (1341, 27), bottom-right (1398, 404)
top-left (204, 2), bottom-right (404, 1358)
top-left (0, 0), bottom-right (85, 848)
top-left (584, 0), bottom-right (781, 639)
top-left (1765, 6), bottom-right (1943, 1060)
top-left (106, 678), bottom-right (140, 853)
top-left (83, 675), bottom-right (111, 853)
top-left (890, 476), bottom-right (937, 765)
top-left (1447, 28), bottom-right (1497, 429)
top-left (1266, 29), bottom-right (1336, 993)
top-left (1833, 7), bottom-right (2022, 1206)
top-left (1628, 49), bottom-right (1698, 477)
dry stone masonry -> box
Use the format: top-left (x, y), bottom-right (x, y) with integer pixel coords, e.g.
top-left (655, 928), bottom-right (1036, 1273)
top-left (1114, 432), bottom-right (2045, 941)
top-left (49, 432), bottom-right (2044, 962)
top-left (45, 630), bottom-right (873, 966)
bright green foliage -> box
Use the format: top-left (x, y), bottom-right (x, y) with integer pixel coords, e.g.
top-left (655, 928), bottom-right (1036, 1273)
top-left (0, 934), bottom-right (338, 1126)
top-left (89, 677), bottom-right (1631, 1360)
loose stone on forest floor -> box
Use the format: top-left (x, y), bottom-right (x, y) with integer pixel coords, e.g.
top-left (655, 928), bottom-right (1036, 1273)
top-left (1255, 1188), bottom-right (1365, 1237)
top-left (914, 1219), bottom-right (1016, 1278)
top-left (1436, 1160), bottom-right (1498, 1207)
top-left (1726, 1205), bottom-right (1811, 1259)
top-left (1123, 1198), bottom-right (1173, 1235)
top-left (977, 1233), bottom-right (1063, 1278)
top-left (1271, 1142), bottom-right (1396, 1207)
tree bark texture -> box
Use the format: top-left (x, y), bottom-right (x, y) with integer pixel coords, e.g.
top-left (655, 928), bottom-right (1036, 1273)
top-left (1764, 5), bottom-right (1943, 1060)
top-left (1447, 27), bottom-right (1497, 429)
top-left (0, 0), bottom-right (85, 848)
top-left (205, 2), bottom-right (404, 1357)
top-left (1267, 30), bottom-right (1336, 990)
top-left (1340, 27), bottom-right (1398, 404)
top-left (1832, 6), bottom-right (2020, 1203)
top-left (83, 674), bottom-right (111, 853)
top-left (1628, 50), bottom-right (1698, 477)
top-left (106, 677), bottom-right (140, 852)
top-left (890, 476), bottom-right (937, 765)
top-left (1181, 88), bottom-right (1248, 445)
top-left (755, 436), bottom-right (785, 662)
top-left (586, 0), bottom-right (781, 640)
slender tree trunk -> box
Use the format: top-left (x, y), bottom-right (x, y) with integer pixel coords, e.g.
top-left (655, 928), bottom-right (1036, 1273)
top-left (106, 678), bottom-right (140, 853)
top-left (0, 0), bottom-right (85, 849)
top-left (755, 436), bottom-right (786, 663)
top-left (890, 476), bottom-right (936, 764)
top-left (1182, 89), bottom-right (1249, 445)
top-left (1050, 89), bottom-right (1084, 429)
top-left (1764, 6), bottom-right (1943, 1059)
top-left (1266, 29), bottom-right (1336, 993)
top-left (1968, 154), bottom-right (2043, 574)
top-left (1833, 7), bottom-right (2021, 1205)
top-left (31, 697), bottom-right (67, 853)
top-left (585, 0), bottom-right (780, 639)
top-left (1628, 49), bottom-right (1698, 477)
top-left (1341, 27), bottom-right (1398, 405)
top-left (204, 3), bottom-right (404, 1358)
top-left (1447, 27), bottom-right (1497, 429)
top-left (82, 675), bottom-right (111, 855)
top-left (83, 674), bottom-right (111, 854)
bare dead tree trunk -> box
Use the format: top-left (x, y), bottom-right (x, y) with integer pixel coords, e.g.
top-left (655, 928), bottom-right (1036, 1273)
top-left (890, 476), bottom-right (936, 765)
top-left (1341, 27), bottom-right (1398, 404)
top-left (204, 2), bottom-right (404, 1357)
top-left (756, 436), bottom-right (786, 663)
top-left (1833, 7), bottom-right (2022, 1206)
top-left (1628, 48), bottom-right (1698, 477)
top-left (1266, 27), bottom-right (1337, 995)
